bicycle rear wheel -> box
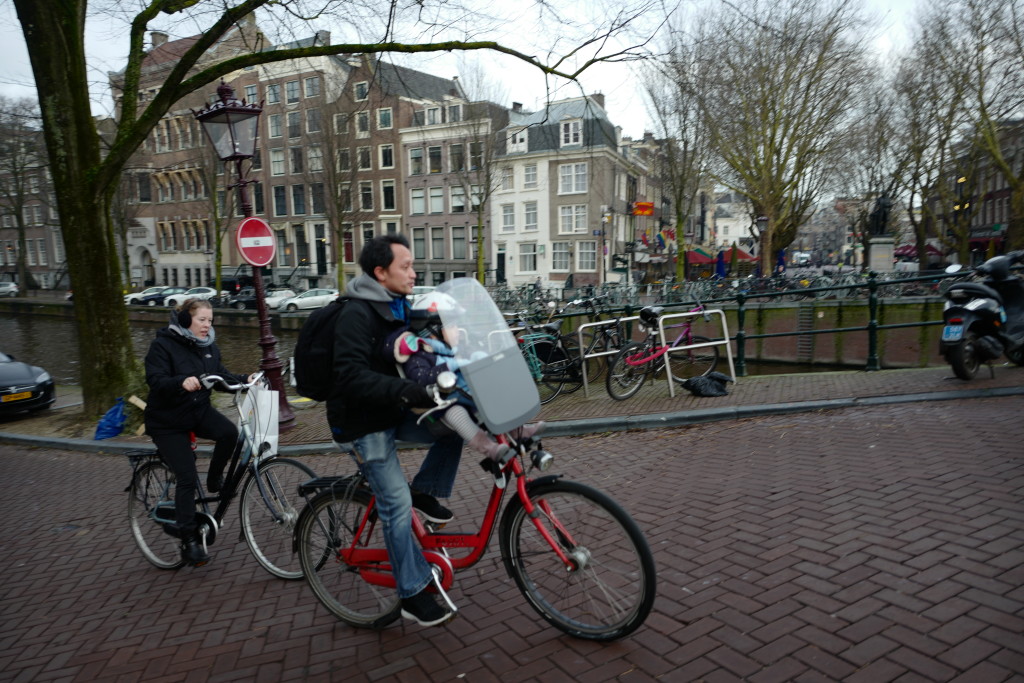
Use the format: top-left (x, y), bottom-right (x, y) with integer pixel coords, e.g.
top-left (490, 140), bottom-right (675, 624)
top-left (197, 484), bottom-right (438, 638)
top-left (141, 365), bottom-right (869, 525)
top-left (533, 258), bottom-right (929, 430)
top-left (605, 342), bottom-right (648, 400)
top-left (499, 480), bottom-right (656, 641)
top-left (557, 335), bottom-right (585, 394)
top-left (240, 457), bottom-right (317, 580)
top-left (296, 487), bottom-right (401, 629)
top-left (529, 340), bottom-right (566, 404)
top-left (666, 334), bottom-right (720, 382)
top-left (127, 459), bottom-right (186, 570)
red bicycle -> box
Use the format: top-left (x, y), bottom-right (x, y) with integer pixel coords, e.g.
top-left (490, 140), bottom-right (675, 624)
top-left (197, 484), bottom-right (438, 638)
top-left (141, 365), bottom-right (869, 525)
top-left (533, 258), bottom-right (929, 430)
top-left (294, 417), bottom-right (656, 641)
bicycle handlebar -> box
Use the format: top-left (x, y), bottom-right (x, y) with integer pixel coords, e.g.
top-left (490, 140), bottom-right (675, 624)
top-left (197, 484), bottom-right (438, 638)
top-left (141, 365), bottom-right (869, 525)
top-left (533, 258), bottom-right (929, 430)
top-left (200, 371), bottom-right (264, 392)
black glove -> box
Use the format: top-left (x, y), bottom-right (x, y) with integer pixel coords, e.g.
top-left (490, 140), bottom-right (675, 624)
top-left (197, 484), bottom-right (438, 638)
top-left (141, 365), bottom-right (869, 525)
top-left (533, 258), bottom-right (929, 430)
top-left (400, 382), bottom-right (435, 408)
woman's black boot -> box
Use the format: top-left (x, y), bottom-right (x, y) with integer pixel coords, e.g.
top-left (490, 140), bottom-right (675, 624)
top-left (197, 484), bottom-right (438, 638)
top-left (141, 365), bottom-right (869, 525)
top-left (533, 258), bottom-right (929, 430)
top-left (181, 532), bottom-right (210, 566)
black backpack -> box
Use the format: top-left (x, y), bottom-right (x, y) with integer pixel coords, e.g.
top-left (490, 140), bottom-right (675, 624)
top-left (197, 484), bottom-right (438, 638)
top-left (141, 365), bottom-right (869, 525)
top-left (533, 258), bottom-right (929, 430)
top-left (293, 297), bottom-right (348, 401)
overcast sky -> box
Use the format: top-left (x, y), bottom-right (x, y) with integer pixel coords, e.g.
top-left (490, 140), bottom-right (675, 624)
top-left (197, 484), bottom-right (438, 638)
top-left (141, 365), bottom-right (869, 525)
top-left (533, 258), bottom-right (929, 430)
top-left (0, 1), bottom-right (913, 140)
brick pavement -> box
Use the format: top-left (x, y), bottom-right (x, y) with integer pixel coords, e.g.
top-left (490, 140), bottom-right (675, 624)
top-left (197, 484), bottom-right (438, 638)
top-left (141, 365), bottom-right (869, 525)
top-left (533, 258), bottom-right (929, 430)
top-left (1, 396), bottom-right (1022, 682)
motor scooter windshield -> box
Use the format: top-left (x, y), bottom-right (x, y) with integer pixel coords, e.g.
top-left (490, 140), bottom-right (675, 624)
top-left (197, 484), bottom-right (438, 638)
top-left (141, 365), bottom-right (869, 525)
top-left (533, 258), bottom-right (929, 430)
top-left (434, 278), bottom-right (540, 434)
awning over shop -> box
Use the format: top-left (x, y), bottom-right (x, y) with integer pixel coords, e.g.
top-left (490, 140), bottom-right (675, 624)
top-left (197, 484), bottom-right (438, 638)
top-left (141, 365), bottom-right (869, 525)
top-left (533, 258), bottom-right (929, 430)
top-left (894, 243), bottom-right (942, 257)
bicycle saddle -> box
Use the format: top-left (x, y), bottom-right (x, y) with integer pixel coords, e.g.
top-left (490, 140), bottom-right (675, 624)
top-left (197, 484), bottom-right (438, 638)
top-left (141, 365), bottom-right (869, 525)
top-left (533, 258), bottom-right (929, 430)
top-left (639, 306), bottom-right (663, 326)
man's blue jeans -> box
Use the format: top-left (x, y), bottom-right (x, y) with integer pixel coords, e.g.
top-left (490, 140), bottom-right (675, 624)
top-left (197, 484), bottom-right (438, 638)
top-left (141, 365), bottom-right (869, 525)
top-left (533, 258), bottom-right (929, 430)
top-left (341, 411), bottom-right (462, 599)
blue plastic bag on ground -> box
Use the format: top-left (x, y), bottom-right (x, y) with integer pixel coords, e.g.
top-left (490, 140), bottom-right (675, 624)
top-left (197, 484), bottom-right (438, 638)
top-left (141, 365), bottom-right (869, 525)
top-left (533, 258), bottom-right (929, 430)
top-left (94, 397), bottom-right (126, 440)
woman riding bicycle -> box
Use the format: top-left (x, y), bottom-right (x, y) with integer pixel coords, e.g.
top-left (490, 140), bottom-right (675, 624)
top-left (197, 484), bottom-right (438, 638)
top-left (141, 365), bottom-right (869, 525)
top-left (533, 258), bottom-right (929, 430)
top-left (143, 297), bottom-right (256, 567)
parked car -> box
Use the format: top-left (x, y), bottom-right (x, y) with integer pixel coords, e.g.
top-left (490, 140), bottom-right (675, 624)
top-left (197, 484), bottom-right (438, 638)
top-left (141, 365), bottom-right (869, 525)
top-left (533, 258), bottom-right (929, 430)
top-left (0, 351), bottom-right (55, 415)
top-left (164, 286), bottom-right (222, 308)
top-left (227, 287), bottom-right (297, 310)
top-left (0, 282), bottom-right (19, 297)
top-left (124, 286), bottom-right (167, 306)
top-left (278, 288), bottom-right (339, 311)
top-left (140, 286), bottom-right (187, 306)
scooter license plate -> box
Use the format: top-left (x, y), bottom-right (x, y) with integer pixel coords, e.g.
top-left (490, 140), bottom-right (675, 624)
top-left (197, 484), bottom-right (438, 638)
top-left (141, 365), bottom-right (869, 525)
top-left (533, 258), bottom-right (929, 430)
top-left (942, 324), bottom-right (964, 342)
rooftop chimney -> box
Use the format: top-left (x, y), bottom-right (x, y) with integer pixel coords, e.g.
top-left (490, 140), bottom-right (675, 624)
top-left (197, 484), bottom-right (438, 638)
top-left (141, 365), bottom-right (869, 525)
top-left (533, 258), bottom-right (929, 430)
top-left (512, 102), bottom-right (523, 113)
top-left (150, 31), bottom-right (168, 49)
top-left (590, 93), bottom-right (605, 109)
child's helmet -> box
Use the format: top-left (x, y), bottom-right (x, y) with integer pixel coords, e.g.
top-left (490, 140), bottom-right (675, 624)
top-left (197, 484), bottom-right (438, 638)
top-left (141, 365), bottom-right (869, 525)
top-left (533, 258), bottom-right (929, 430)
top-left (410, 291), bottom-right (459, 333)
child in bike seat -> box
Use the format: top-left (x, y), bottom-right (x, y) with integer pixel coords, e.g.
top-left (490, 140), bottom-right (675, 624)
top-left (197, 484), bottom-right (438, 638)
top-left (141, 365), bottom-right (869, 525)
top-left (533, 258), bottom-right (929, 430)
top-left (384, 291), bottom-right (543, 462)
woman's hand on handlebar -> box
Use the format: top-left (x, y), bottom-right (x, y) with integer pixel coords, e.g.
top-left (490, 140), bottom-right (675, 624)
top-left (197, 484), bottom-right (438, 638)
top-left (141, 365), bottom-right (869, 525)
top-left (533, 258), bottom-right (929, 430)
top-left (182, 376), bottom-right (202, 392)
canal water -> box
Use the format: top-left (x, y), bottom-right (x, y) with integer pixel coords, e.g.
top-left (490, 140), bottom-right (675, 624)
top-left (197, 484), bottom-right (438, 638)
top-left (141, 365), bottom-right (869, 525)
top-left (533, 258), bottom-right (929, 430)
top-left (0, 313), bottom-right (842, 386)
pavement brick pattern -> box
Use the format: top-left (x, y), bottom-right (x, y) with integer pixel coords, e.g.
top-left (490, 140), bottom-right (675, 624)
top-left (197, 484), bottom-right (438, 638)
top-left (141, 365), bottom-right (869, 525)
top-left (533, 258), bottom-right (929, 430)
top-left (1, 397), bottom-right (1022, 682)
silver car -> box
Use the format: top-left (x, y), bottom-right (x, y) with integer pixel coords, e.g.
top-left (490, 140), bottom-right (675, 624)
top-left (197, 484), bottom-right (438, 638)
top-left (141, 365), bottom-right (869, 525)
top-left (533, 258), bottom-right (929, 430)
top-left (0, 282), bottom-right (19, 297)
top-left (278, 288), bottom-right (339, 311)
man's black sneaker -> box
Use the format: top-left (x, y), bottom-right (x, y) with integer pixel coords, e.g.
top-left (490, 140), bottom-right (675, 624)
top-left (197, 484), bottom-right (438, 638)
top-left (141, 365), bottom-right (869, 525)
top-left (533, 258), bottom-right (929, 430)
top-left (411, 490), bottom-right (454, 523)
top-left (400, 588), bottom-right (454, 627)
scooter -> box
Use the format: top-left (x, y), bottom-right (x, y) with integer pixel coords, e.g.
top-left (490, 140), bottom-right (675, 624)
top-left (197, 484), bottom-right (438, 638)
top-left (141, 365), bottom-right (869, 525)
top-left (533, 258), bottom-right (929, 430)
top-left (939, 250), bottom-right (1024, 379)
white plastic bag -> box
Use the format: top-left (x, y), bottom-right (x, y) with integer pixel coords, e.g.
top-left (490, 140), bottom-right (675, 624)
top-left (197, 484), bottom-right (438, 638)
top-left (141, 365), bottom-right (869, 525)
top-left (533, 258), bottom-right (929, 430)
top-left (240, 385), bottom-right (279, 457)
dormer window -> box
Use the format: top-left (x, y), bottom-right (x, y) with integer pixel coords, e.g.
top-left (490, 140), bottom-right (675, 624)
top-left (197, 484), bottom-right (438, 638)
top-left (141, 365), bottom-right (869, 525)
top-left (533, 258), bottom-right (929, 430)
top-left (561, 119), bottom-right (581, 146)
top-left (508, 128), bottom-right (528, 153)
top-left (354, 81), bottom-right (369, 101)
top-left (426, 107), bottom-right (440, 125)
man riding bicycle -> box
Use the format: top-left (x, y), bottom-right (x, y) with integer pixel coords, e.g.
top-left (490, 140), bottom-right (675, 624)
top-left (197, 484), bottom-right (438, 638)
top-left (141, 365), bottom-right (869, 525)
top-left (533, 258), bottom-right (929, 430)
top-left (326, 234), bottom-right (463, 627)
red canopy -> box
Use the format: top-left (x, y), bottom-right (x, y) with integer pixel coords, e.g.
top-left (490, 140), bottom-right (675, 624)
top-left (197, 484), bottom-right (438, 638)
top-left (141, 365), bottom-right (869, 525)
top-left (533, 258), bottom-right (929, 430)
top-left (684, 250), bottom-right (715, 264)
top-left (723, 246), bottom-right (757, 262)
top-left (894, 244), bottom-right (942, 257)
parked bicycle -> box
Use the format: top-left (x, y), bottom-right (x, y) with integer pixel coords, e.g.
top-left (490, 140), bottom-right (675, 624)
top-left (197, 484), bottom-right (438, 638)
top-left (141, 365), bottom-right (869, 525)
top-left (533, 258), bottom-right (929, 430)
top-left (126, 372), bottom-right (315, 578)
top-left (606, 304), bottom-right (720, 400)
top-left (294, 278), bottom-right (657, 640)
top-left (558, 295), bottom-right (627, 384)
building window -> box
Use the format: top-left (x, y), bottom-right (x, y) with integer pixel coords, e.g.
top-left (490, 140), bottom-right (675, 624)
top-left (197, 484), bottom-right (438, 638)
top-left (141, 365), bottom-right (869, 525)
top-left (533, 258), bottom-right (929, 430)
top-left (452, 226), bottom-right (466, 259)
top-left (311, 183), bottom-right (325, 214)
top-left (429, 187), bottom-right (444, 214)
top-left (273, 186), bottom-right (287, 216)
top-left (338, 149), bottom-right (351, 172)
top-left (508, 128), bottom-right (527, 153)
top-left (290, 147), bottom-right (304, 174)
top-left (524, 163), bottom-right (537, 188)
top-left (449, 144), bottom-right (464, 172)
top-left (308, 146), bottom-right (323, 172)
top-left (451, 186), bottom-right (466, 213)
top-left (428, 146), bottom-right (442, 173)
top-left (447, 104), bottom-right (461, 122)
top-left (357, 146), bottom-right (371, 170)
top-left (559, 205), bottom-right (587, 233)
top-left (137, 175), bottom-right (152, 202)
top-left (266, 84), bottom-right (280, 104)
top-left (292, 185), bottom-right (306, 215)
top-left (356, 111), bottom-right (370, 138)
top-left (561, 119), bottom-right (581, 146)
top-left (410, 147), bottom-right (423, 175)
top-left (524, 201), bottom-right (537, 231)
top-left (340, 184), bottom-right (352, 211)
top-left (431, 227), bottom-right (444, 259)
top-left (502, 204), bottom-right (515, 232)
top-left (359, 181), bottom-right (373, 211)
top-left (354, 81), bottom-right (368, 101)
top-left (519, 243), bottom-right (537, 272)
top-left (285, 80), bottom-right (300, 103)
top-left (501, 167), bottom-right (513, 191)
top-left (304, 76), bottom-right (321, 97)
top-left (381, 180), bottom-right (396, 211)
top-left (288, 111), bottom-right (301, 138)
top-left (378, 108), bottom-right (392, 129)
top-left (253, 183), bottom-right (264, 214)
top-left (552, 242), bottom-right (570, 271)
top-left (306, 108), bottom-right (321, 133)
top-left (270, 149), bottom-right (285, 176)
top-left (470, 185), bottom-right (482, 211)
top-left (268, 114), bottom-right (282, 138)
top-left (578, 241), bottom-right (597, 270)
top-left (413, 227), bottom-right (426, 259)
top-left (426, 107), bottom-right (440, 125)
top-left (334, 113), bottom-right (349, 134)
top-left (379, 144), bottom-right (394, 169)
top-left (411, 188), bottom-right (425, 215)
top-left (470, 142), bottom-right (483, 170)
top-left (559, 162), bottom-right (587, 194)
top-left (245, 84), bottom-right (258, 102)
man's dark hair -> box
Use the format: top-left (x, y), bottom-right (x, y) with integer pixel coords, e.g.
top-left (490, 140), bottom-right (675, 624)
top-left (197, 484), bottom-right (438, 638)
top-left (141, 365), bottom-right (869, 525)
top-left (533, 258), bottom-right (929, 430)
top-left (359, 234), bottom-right (410, 275)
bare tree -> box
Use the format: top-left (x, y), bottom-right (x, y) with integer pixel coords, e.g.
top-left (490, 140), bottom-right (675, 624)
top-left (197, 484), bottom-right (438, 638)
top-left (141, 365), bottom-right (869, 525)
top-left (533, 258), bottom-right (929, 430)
top-left (686, 0), bottom-right (872, 275)
top-left (0, 97), bottom-right (47, 290)
top-left (11, 0), bottom-right (657, 415)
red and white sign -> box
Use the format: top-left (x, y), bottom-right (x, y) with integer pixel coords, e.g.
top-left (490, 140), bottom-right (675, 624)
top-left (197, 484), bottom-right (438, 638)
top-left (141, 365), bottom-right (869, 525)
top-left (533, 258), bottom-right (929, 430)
top-left (235, 217), bottom-right (276, 267)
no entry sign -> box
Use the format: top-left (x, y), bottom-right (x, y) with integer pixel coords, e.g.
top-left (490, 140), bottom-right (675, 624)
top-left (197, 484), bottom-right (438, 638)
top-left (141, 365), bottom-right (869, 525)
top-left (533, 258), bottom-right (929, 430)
top-left (235, 217), bottom-right (276, 267)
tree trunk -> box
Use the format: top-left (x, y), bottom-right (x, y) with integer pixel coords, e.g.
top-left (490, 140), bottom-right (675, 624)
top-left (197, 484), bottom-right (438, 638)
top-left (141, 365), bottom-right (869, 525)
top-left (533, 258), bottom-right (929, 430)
top-left (15, 0), bottom-right (139, 416)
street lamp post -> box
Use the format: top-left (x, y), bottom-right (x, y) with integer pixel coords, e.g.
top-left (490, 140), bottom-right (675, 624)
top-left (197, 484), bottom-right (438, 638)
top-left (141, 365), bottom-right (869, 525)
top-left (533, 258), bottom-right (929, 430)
top-left (194, 81), bottom-right (295, 426)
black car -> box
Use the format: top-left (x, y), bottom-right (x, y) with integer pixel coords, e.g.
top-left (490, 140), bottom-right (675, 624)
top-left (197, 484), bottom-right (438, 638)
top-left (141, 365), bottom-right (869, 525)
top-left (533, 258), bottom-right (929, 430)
top-left (0, 351), bottom-right (55, 415)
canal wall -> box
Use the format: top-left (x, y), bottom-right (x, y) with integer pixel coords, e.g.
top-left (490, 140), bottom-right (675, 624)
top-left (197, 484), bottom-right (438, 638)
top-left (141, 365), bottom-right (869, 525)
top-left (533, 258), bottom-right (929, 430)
top-left (0, 297), bottom-right (948, 370)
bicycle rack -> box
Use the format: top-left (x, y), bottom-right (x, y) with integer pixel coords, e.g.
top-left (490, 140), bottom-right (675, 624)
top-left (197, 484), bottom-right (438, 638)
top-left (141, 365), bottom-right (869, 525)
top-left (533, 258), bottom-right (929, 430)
top-left (655, 309), bottom-right (736, 398)
top-left (577, 316), bottom-right (640, 398)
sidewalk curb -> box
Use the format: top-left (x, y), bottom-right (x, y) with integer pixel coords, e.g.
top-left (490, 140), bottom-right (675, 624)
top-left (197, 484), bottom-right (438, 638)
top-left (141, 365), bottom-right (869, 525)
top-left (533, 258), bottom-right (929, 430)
top-left (3, 384), bottom-right (1021, 455)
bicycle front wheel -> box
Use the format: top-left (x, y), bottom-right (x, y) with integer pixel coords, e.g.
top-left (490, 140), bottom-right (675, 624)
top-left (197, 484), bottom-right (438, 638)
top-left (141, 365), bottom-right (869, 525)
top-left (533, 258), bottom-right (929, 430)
top-left (240, 457), bottom-right (317, 580)
top-left (499, 480), bottom-right (656, 641)
top-left (296, 487), bottom-right (401, 629)
top-left (127, 459), bottom-right (186, 570)
top-left (666, 334), bottom-right (720, 382)
top-left (606, 342), bottom-right (648, 400)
